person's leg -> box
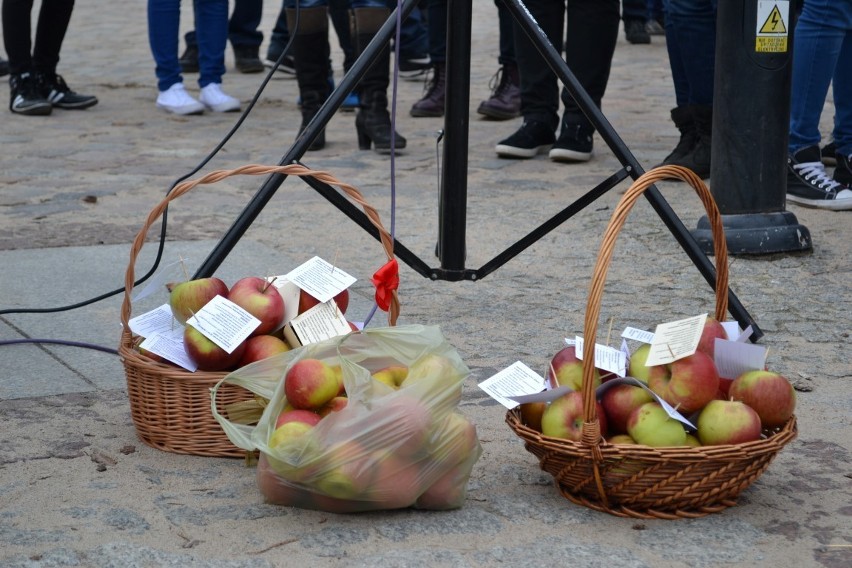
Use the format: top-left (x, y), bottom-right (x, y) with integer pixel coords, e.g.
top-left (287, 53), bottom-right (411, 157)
top-left (477, 0), bottom-right (521, 120)
top-left (550, 0), bottom-right (619, 162)
top-left (229, 0), bottom-right (264, 72)
top-left (265, 1), bottom-right (295, 73)
top-left (832, 30), bottom-right (852, 185)
top-left (3, 0), bottom-right (52, 115)
top-left (149, 0), bottom-right (205, 114)
top-left (623, 0), bottom-right (650, 44)
top-left (495, 0), bottom-right (563, 158)
top-left (410, 0), bottom-right (447, 117)
top-left (329, 0), bottom-right (355, 72)
top-left (195, 0), bottom-right (240, 111)
top-left (395, 3), bottom-right (429, 74)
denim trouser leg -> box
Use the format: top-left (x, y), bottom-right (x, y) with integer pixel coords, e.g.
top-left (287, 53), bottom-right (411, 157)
top-left (622, 0), bottom-right (647, 20)
top-left (664, 0), bottom-right (717, 106)
top-left (496, 0), bottom-right (515, 65)
top-left (195, 0), bottom-right (229, 88)
top-left (426, 0), bottom-right (448, 63)
top-left (788, 0), bottom-right (852, 155)
top-left (228, 0), bottom-right (263, 48)
top-left (148, 0), bottom-right (183, 92)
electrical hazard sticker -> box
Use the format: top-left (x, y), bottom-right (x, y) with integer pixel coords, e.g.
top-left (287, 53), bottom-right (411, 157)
top-left (756, 1), bottom-right (790, 53)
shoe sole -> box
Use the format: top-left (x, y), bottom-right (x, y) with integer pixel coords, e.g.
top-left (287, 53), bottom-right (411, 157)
top-left (549, 147), bottom-right (592, 162)
top-left (203, 103), bottom-right (241, 113)
top-left (495, 143), bottom-right (551, 159)
top-left (476, 105), bottom-right (520, 121)
top-left (236, 63), bottom-right (265, 74)
top-left (786, 194), bottom-right (852, 211)
top-left (53, 99), bottom-right (98, 110)
top-left (156, 103), bottom-right (204, 116)
top-left (11, 104), bottom-right (53, 116)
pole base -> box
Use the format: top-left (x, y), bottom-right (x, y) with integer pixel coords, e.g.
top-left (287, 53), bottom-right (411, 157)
top-left (692, 211), bottom-right (812, 256)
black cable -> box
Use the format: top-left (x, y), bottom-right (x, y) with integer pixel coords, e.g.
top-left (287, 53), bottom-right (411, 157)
top-left (0, 338), bottom-right (118, 355)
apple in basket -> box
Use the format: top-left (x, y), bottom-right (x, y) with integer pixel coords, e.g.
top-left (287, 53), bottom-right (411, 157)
top-left (696, 399), bottom-right (762, 445)
top-left (238, 334), bottom-right (291, 367)
top-left (541, 390), bottom-right (608, 442)
top-left (299, 288), bottom-right (350, 315)
top-left (168, 277), bottom-right (229, 325)
top-left (183, 325), bottom-right (245, 371)
top-left (546, 345), bottom-right (601, 391)
top-left (284, 358), bottom-right (341, 410)
top-left (727, 370), bottom-right (796, 429)
top-left (229, 276), bottom-right (286, 336)
top-left (696, 316), bottom-right (728, 359)
top-left (647, 351), bottom-right (720, 414)
top-left (627, 344), bottom-right (667, 384)
top-left (627, 402), bottom-right (687, 447)
top-left (599, 383), bottom-right (654, 435)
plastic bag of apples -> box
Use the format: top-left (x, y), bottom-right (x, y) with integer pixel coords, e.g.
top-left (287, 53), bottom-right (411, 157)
top-left (212, 324), bottom-right (483, 513)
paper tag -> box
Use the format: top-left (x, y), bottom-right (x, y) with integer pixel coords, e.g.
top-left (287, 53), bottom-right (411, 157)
top-left (713, 338), bottom-right (767, 379)
top-left (282, 299), bottom-right (351, 347)
top-left (477, 361), bottom-right (548, 409)
top-left (131, 257), bottom-right (190, 302)
top-left (128, 304), bottom-right (178, 337)
top-left (644, 314), bottom-right (707, 366)
top-left (622, 326), bottom-right (656, 344)
top-left (596, 376), bottom-right (695, 429)
top-left (735, 324), bottom-right (753, 342)
top-left (139, 331), bottom-right (198, 372)
top-left (285, 256), bottom-right (356, 304)
top-left (574, 336), bottom-right (628, 377)
top-left (509, 385), bottom-right (573, 405)
top-left (186, 295), bottom-right (260, 354)
top-left (266, 276), bottom-right (302, 328)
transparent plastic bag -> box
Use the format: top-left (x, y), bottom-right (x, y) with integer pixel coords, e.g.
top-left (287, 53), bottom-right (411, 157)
top-left (212, 324), bottom-right (483, 512)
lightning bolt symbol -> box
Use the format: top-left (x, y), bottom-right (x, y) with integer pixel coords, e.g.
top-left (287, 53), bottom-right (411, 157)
top-left (771, 11), bottom-right (780, 29)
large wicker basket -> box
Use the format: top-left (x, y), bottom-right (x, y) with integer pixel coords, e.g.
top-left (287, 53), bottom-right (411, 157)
top-left (118, 164), bottom-right (399, 457)
top-left (506, 165), bottom-right (797, 519)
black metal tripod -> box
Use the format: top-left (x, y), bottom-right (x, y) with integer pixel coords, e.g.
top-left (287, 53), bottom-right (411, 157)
top-left (192, 0), bottom-right (762, 340)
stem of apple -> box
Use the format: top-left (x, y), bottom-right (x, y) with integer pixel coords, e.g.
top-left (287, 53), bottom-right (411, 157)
top-left (263, 276), bottom-right (278, 294)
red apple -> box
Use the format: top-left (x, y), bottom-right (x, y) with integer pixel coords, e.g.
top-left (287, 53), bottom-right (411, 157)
top-left (728, 370), bottom-right (796, 428)
top-left (257, 454), bottom-right (313, 508)
top-left (379, 395), bottom-right (432, 457)
top-left (545, 346), bottom-right (601, 391)
top-left (228, 276), bottom-right (286, 336)
top-left (275, 409), bottom-right (322, 429)
top-left (647, 351), bottom-right (720, 414)
top-left (599, 383), bottom-right (654, 435)
top-left (626, 402), bottom-right (687, 447)
top-left (519, 401), bottom-right (546, 431)
top-left (284, 358), bottom-right (341, 410)
top-left (268, 420), bottom-right (315, 448)
top-left (428, 412), bottom-right (479, 468)
top-left (183, 325), bottom-right (245, 371)
top-left (168, 277), bottom-right (229, 325)
top-left (627, 343), bottom-right (668, 384)
top-left (298, 288), bottom-right (350, 315)
top-left (697, 317), bottom-right (728, 359)
top-left (366, 452), bottom-right (422, 509)
top-left (540, 390), bottom-right (607, 442)
top-left (314, 441), bottom-right (374, 500)
top-left (415, 462), bottom-right (469, 510)
top-left (237, 334), bottom-right (291, 367)
top-left (317, 396), bottom-right (348, 417)
top-left (696, 399), bottom-right (762, 445)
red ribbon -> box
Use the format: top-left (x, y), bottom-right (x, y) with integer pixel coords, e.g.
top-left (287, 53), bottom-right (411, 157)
top-left (371, 259), bottom-right (399, 311)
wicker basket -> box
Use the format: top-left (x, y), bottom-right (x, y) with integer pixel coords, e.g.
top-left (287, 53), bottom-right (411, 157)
top-left (506, 165), bottom-right (797, 519)
top-left (119, 164), bottom-right (399, 457)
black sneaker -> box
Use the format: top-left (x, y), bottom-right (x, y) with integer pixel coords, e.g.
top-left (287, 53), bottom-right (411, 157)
top-left (398, 56), bottom-right (430, 80)
top-left (264, 52), bottom-right (296, 76)
top-left (9, 72), bottom-right (52, 116)
top-left (37, 72), bottom-right (98, 110)
top-left (821, 141), bottom-right (837, 166)
top-left (495, 121), bottom-right (555, 158)
top-left (835, 151), bottom-right (852, 187)
top-left (0, 57), bottom-right (9, 78)
top-left (549, 122), bottom-right (594, 162)
top-left (625, 19), bottom-right (651, 44)
top-left (786, 145), bottom-right (852, 210)
top-left (233, 45), bottom-right (264, 73)
top-left (179, 44), bottom-right (199, 74)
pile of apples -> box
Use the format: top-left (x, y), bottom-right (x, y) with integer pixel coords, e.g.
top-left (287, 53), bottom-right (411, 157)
top-left (524, 318), bottom-right (796, 447)
top-left (138, 276), bottom-right (350, 372)
top-left (256, 354), bottom-right (482, 513)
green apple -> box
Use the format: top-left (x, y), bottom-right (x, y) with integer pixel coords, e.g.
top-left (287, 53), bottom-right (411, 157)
top-left (627, 402), bottom-right (687, 447)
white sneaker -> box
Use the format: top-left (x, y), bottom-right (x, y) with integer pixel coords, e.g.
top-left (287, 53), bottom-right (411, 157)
top-left (199, 83), bottom-right (241, 112)
top-left (156, 83), bottom-right (205, 115)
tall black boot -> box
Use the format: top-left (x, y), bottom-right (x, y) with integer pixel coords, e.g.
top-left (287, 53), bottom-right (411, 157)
top-left (659, 105), bottom-right (698, 166)
top-left (287, 7), bottom-right (331, 151)
top-left (353, 7), bottom-right (406, 153)
top-left (673, 105), bottom-right (712, 179)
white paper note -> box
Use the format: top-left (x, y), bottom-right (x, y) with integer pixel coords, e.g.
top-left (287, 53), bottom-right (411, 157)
top-left (477, 361), bottom-right (547, 409)
top-left (186, 295), bottom-right (260, 354)
top-left (644, 314), bottom-right (707, 366)
top-left (128, 304), bottom-right (178, 337)
top-left (266, 276), bottom-right (302, 328)
top-left (285, 299), bottom-right (351, 346)
top-left (285, 256), bottom-right (356, 303)
top-left (621, 326), bottom-right (656, 344)
top-left (574, 336), bottom-right (628, 377)
top-left (713, 338), bottom-right (767, 379)
top-left (139, 332), bottom-right (198, 372)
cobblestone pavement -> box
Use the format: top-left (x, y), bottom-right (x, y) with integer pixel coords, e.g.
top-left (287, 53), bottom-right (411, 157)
top-left (1, 2), bottom-right (850, 567)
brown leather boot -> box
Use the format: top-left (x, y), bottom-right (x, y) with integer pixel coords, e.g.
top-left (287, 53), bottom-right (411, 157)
top-left (476, 62), bottom-right (520, 120)
top-left (410, 62), bottom-right (446, 118)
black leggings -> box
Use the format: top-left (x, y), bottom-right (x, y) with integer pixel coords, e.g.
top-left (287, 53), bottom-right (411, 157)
top-left (2, 0), bottom-right (75, 75)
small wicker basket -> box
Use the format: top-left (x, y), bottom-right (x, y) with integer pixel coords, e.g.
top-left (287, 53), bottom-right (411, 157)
top-left (118, 164), bottom-right (399, 457)
top-left (506, 165), bottom-right (797, 519)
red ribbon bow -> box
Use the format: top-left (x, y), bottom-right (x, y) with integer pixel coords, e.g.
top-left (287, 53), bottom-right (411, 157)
top-left (371, 259), bottom-right (399, 311)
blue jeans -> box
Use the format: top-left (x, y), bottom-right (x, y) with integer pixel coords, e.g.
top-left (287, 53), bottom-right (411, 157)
top-left (148, 0), bottom-right (228, 91)
top-left (185, 0), bottom-right (263, 50)
top-left (789, 0), bottom-right (852, 156)
top-left (283, 0), bottom-right (384, 7)
top-left (622, 0), bottom-right (646, 20)
top-left (664, 0), bottom-right (717, 107)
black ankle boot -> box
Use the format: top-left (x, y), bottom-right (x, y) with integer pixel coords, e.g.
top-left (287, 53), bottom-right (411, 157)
top-left (659, 105), bottom-right (698, 165)
top-left (356, 91), bottom-right (406, 153)
top-left (663, 105), bottom-right (711, 179)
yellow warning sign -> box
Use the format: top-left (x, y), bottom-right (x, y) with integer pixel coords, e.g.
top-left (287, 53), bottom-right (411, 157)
top-left (755, 1), bottom-right (790, 53)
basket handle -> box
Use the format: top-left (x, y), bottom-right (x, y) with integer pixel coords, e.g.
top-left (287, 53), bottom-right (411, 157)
top-left (119, 164), bottom-right (400, 337)
top-left (579, 165), bottom-right (729, 443)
